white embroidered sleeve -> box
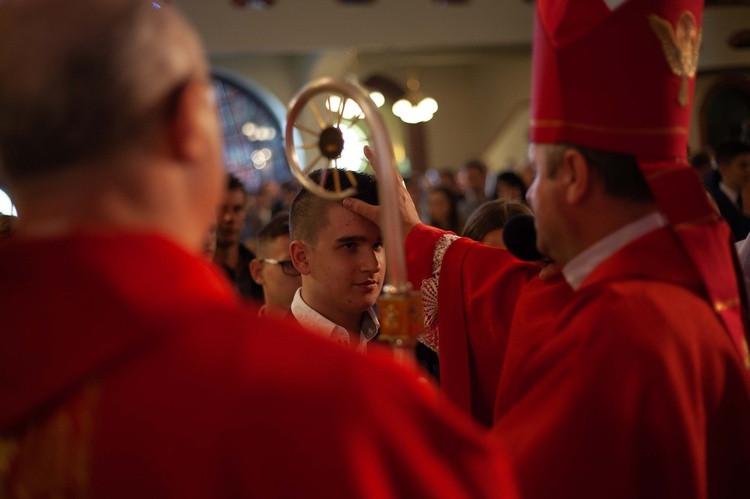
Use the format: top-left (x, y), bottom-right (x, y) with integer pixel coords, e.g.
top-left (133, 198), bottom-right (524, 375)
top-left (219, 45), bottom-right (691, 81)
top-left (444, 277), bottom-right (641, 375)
top-left (418, 234), bottom-right (459, 353)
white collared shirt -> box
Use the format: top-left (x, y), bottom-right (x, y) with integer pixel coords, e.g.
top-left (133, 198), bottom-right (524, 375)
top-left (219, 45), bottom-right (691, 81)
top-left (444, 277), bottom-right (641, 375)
top-left (562, 212), bottom-right (668, 290)
top-left (290, 288), bottom-right (379, 352)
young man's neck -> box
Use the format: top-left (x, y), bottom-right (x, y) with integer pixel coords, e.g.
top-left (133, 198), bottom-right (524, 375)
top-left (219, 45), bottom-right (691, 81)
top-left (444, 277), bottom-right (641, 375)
top-left (301, 288), bottom-right (364, 342)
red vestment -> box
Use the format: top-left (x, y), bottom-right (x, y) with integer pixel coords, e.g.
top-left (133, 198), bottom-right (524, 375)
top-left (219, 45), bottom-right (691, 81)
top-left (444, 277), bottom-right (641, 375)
top-left (0, 232), bottom-right (518, 498)
top-left (494, 227), bottom-right (750, 498)
top-left (406, 223), bottom-right (750, 497)
top-left (405, 223), bottom-right (568, 427)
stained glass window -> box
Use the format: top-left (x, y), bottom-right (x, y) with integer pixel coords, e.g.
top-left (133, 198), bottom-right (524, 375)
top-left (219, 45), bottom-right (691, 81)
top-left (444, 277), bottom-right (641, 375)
top-left (212, 72), bottom-right (292, 193)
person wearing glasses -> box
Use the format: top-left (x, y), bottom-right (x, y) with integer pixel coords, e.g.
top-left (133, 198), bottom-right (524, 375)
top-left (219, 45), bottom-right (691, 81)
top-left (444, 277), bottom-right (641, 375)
top-left (0, 1), bottom-right (520, 497)
top-left (249, 211), bottom-right (301, 317)
top-left (289, 170), bottom-right (382, 351)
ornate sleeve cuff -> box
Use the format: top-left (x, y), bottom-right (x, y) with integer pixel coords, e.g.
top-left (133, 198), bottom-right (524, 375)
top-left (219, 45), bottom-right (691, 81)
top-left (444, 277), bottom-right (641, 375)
top-left (418, 233), bottom-right (459, 353)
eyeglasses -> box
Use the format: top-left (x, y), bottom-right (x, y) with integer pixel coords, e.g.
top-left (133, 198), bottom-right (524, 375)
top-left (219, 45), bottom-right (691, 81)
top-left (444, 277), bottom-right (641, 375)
top-left (260, 258), bottom-right (301, 277)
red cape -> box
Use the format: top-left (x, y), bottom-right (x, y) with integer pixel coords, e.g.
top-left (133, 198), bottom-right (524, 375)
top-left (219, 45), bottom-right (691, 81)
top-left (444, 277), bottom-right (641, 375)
top-left (495, 227), bottom-right (750, 498)
top-left (406, 223), bottom-right (568, 426)
top-left (0, 231), bottom-right (518, 498)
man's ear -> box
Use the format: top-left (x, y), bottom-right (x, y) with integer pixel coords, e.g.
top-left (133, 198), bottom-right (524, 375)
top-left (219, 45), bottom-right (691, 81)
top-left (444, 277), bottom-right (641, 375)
top-left (289, 240), bottom-right (311, 276)
top-left (561, 148), bottom-right (592, 205)
top-left (167, 78), bottom-right (216, 164)
top-left (249, 258), bottom-right (264, 285)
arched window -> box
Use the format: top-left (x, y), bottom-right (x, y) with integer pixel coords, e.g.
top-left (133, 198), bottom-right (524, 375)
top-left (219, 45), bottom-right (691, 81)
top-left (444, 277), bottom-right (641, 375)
top-left (212, 71), bottom-right (291, 193)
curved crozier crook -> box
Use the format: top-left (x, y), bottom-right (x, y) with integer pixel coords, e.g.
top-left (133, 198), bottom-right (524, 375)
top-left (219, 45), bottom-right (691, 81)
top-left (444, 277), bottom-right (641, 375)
top-left (285, 78), bottom-right (421, 348)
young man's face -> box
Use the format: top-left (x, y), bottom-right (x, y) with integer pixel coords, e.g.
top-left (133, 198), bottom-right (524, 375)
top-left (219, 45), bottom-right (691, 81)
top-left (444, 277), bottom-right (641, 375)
top-left (719, 152), bottom-right (750, 193)
top-left (216, 188), bottom-right (246, 247)
top-left (299, 204), bottom-right (385, 320)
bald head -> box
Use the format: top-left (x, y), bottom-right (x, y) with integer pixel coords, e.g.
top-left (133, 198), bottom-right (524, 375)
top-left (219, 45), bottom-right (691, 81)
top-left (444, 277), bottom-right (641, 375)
top-left (0, 0), bottom-right (207, 178)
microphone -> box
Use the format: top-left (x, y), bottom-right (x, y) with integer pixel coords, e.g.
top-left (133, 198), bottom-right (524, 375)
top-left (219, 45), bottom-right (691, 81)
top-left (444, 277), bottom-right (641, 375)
top-left (502, 214), bottom-right (544, 262)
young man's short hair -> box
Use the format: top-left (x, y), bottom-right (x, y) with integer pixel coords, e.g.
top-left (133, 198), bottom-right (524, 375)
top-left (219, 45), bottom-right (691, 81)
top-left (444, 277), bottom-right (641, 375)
top-left (256, 211), bottom-right (290, 256)
top-left (715, 140), bottom-right (750, 167)
top-left (227, 173), bottom-right (246, 194)
top-left (289, 169), bottom-right (378, 246)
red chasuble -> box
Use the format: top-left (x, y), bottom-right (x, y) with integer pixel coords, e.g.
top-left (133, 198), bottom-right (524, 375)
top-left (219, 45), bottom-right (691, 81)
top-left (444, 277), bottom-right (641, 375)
top-left (0, 232), bottom-right (518, 498)
top-left (494, 227), bottom-right (750, 499)
top-left (405, 223), bottom-right (568, 427)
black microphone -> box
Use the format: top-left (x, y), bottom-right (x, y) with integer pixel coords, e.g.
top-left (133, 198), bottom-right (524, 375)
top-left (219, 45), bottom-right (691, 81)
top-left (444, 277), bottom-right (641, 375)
top-left (502, 214), bottom-right (544, 262)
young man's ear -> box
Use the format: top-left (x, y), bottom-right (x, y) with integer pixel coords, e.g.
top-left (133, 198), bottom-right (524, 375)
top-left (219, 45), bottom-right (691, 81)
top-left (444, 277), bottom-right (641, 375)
top-left (249, 259), bottom-right (264, 285)
top-left (289, 240), bottom-right (311, 276)
top-left (561, 148), bottom-right (591, 205)
top-left (167, 78), bottom-right (217, 164)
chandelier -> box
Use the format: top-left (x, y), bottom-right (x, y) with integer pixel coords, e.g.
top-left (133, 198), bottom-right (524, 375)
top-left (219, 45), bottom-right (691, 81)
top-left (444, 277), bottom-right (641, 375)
top-left (392, 77), bottom-right (438, 124)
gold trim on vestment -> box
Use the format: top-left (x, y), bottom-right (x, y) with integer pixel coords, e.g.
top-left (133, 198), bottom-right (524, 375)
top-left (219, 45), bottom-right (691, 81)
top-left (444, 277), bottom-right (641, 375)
top-left (671, 215), bottom-right (722, 230)
top-left (0, 384), bottom-right (99, 499)
top-left (714, 298), bottom-right (741, 313)
top-left (530, 119), bottom-right (688, 136)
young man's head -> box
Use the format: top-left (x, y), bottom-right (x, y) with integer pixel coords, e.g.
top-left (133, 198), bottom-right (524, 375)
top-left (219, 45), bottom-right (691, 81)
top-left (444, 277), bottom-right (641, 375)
top-left (249, 211), bottom-right (300, 316)
top-left (715, 140), bottom-right (750, 193)
top-left (216, 174), bottom-right (247, 248)
top-left (289, 170), bottom-right (383, 330)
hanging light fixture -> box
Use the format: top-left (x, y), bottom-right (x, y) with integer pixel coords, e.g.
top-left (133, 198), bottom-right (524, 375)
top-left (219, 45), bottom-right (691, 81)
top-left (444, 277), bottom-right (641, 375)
top-left (392, 76), bottom-right (438, 124)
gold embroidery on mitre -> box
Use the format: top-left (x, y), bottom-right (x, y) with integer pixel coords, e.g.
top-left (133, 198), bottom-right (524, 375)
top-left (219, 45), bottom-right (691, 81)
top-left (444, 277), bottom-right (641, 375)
top-left (648, 11), bottom-right (702, 107)
top-left (0, 384), bottom-right (99, 499)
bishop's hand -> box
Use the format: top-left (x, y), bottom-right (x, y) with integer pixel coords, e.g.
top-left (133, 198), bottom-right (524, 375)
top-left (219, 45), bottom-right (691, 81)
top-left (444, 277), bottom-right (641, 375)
top-left (343, 146), bottom-right (423, 244)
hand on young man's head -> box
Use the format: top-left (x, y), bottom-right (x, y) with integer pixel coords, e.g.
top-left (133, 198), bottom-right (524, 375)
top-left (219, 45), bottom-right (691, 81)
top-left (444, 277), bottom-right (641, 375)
top-left (343, 146), bottom-right (422, 243)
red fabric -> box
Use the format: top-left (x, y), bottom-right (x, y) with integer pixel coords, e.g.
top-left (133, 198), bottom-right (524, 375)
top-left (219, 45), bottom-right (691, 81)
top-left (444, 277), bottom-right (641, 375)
top-left (494, 273), bottom-right (573, 415)
top-left (406, 224), bottom-right (553, 427)
top-left (643, 161), bottom-right (750, 363)
top-left (494, 227), bottom-right (750, 499)
top-left (0, 232), bottom-right (519, 498)
top-left (531, 0), bottom-right (749, 372)
top-left (531, 0), bottom-right (701, 159)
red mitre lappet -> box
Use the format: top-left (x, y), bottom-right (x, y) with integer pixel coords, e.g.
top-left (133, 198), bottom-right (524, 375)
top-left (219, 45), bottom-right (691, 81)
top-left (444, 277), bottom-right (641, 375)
top-left (530, 0), bottom-right (750, 367)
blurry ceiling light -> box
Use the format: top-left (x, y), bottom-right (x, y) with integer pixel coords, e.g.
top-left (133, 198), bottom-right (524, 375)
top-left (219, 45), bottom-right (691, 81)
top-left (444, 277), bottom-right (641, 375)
top-left (369, 90), bottom-right (385, 108)
top-left (242, 122), bottom-right (277, 141)
top-left (325, 96), bottom-right (364, 120)
top-left (392, 77), bottom-right (438, 124)
top-left (325, 91), bottom-right (383, 118)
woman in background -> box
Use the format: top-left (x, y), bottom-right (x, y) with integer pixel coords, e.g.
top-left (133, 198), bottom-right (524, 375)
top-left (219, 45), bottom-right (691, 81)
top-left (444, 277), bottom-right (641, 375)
top-left (462, 199), bottom-right (532, 248)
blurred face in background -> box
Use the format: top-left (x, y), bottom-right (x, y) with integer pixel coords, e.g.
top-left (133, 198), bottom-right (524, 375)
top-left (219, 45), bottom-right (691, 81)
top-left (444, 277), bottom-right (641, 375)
top-left (216, 188), bottom-right (246, 247)
top-left (428, 189), bottom-right (451, 225)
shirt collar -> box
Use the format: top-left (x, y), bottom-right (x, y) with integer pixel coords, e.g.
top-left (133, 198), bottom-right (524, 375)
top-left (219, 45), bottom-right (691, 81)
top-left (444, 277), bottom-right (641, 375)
top-left (720, 182), bottom-right (740, 205)
top-left (290, 288), bottom-right (379, 351)
top-left (562, 212), bottom-right (667, 290)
